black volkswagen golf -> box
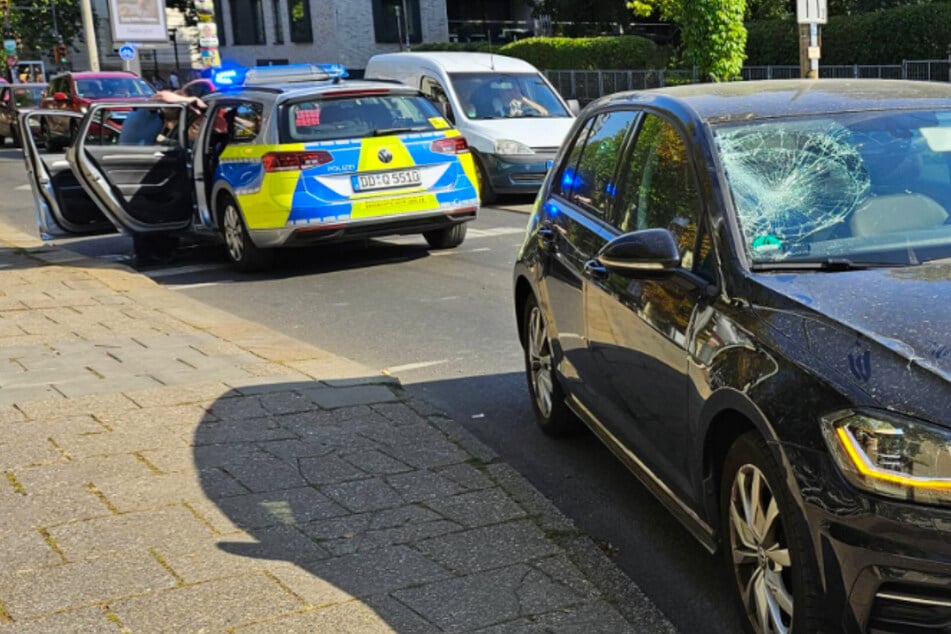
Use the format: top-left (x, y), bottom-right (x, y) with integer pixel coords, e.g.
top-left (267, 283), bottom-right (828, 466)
top-left (513, 80), bottom-right (951, 634)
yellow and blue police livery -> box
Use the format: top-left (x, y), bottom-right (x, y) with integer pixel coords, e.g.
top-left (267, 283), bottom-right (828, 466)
top-left (197, 66), bottom-right (480, 271)
top-left (22, 63), bottom-right (480, 272)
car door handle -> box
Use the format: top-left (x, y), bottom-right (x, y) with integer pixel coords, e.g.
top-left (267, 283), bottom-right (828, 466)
top-left (583, 258), bottom-right (608, 279)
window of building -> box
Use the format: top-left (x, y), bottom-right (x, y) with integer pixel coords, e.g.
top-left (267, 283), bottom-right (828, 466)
top-left (372, 0), bottom-right (422, 44)
top-left (213, 0), bottom-right (226, 46)
top-left (288, 0), bottom-right (313, 43)
top-left (230, 0), bottom-right (266, 45)
top-left (272, 0), bottom-right (284, 44)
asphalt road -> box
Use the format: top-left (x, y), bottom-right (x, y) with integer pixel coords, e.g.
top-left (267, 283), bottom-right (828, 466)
top-left (0, 143), bottom-right (747, 633)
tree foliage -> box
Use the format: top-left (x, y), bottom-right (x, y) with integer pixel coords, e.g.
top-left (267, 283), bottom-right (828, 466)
top-left (629, 0), bottom-right (747, 81)
top-left (6, 0), bottom-right (82, 60)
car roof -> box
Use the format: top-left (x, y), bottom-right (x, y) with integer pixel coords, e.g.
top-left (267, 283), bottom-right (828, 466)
top-left (56, 71), bottom-right (140, 79)
top-left (369, 51), bottom-right (539, 74)
top-left (208, 78), bottom-right (420, 103)
top-left (600, 79), bottom-right (951, 124)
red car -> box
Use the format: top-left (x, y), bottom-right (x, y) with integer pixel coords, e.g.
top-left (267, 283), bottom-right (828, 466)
top-left (39, 70), bottom-right (155, 151)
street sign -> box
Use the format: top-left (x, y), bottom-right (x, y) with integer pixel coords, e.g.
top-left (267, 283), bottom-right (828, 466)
top-left (797, 0), bottom-right (827, 24)
top-left (118, 44), bottom-right (136, 61)
top-left (6, 54), bottom-right (17, 68)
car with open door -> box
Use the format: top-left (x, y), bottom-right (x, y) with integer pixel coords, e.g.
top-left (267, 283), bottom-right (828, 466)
top-left (20, 63), bottom-right (480, 271)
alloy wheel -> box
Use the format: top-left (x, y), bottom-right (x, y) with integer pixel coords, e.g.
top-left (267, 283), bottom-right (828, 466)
top-left (728, 463), bottom-right (794, 634)
top-left (527, 304), bottom-right (554, 419)
top-left (223, 203), bottom-right (244, 263)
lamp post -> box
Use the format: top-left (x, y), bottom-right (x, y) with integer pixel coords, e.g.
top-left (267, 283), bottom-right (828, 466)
top-left (169, 27), bottom-right (180, 72)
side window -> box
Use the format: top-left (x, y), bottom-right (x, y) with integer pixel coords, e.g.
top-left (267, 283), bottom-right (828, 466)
top-left (421, 76), bottom-right (453, 123)
top-left (616, 114), bottom-right (702, 266)
top-left (563, 110), bottom-right (638, 219)
top-left (554, 117), bottom-right (594, 199)
top-left (227, 102), bottom-right (263, 143)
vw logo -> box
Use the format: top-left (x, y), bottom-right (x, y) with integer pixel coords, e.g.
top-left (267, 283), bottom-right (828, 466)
top-left (378, 148), bottom-right (393, 163)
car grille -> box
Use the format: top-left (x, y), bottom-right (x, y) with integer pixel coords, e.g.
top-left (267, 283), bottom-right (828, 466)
top-left (511, 173), bottom-right (546, 183)
top-left (531, 146), bottom-right (560, 154)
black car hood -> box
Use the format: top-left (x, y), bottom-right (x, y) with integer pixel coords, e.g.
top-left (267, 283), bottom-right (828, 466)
top-left (750, 262), bottom-right (951, 422)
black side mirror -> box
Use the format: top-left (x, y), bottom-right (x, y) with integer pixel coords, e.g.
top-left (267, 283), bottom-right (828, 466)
top-left (597, 228), bottom-right (681, 274)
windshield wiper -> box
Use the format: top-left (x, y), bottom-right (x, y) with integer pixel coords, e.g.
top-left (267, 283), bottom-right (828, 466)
top-left (750, 258), bottom-right (906, 271)
top-left (370, 126), bottom-right (428, 136)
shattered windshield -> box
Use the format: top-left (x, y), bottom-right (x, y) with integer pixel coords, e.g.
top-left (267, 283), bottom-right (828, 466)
top-left (714, 110), bottom-right (951, 267)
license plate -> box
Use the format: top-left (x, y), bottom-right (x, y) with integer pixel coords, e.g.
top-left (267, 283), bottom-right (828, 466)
top-left (354, 169), bottom-right (422, 191)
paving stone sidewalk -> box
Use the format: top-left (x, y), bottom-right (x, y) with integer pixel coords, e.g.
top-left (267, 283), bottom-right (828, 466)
top-left (0, 224), bottom-right (676, 633)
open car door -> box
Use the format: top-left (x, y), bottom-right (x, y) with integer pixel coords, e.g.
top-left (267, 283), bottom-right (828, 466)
top-left (65, 102), bottom-right (195, 235)
top-left (20, 109), bottom-right (115, 239)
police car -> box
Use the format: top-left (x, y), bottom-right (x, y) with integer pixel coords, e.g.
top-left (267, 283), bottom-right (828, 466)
top-left (19, 64), bottom-right (480, 271)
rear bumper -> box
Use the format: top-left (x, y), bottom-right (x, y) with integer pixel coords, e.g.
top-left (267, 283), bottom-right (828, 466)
top-left (249, 206), bottom-right (477, 248)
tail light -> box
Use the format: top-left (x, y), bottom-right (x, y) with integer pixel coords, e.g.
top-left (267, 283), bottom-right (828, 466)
top-left (262, 150), bottom-right (333, 172)
top-left (430, 136), bottom-right (469, 155)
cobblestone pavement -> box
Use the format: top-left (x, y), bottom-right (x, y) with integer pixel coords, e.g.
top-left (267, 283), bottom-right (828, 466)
top-left (0, 223), bottom-right (676, 633)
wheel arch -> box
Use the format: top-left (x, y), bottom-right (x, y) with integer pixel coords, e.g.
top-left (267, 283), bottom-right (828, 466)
top-left (513, 274), bottom-right (535, 348)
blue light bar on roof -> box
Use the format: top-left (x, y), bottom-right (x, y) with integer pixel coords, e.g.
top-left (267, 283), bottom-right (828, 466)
top-left (242, 63), bottom-right (349, 86)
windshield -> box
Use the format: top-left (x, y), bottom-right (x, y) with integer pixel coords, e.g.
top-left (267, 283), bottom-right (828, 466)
top-left (280, 93), bottom-right (442, 143)
top-left (449, 72), bottom-right (569, 120)
top-left (12, 87), bottom-right (44, 107)
top-left (76, 77), bottom-right (156, 99)
top-left (715, 110), bottom-right (951, 267)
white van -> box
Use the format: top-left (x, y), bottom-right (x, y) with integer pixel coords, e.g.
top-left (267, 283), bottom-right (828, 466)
top-left (364, 52), bottom-right (578, 203)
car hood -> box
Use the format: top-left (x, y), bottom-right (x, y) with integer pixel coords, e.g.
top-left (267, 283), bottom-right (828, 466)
top-left (751, 262), bottom-right (951, 420)
top-left (461, 116), bottom-right (574, 149)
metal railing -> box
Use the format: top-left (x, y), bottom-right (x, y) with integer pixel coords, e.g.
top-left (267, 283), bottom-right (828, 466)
top-left (546, 60), bottom-right (950, 102)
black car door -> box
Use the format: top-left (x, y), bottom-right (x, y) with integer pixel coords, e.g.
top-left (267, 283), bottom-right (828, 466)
top-left (540, 109), bottom-right (639, 401)
top-left (67, 102), bottom-right (195, 235)
top-left (583, 112), bottom-right (714, 505)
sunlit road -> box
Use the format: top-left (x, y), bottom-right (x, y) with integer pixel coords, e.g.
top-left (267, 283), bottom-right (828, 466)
top-left (0, 143), bottom-right (745, 633)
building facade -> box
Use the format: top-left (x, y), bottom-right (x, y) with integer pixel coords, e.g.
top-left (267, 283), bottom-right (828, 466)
top-left (214, 0), bottom-right (449, 73)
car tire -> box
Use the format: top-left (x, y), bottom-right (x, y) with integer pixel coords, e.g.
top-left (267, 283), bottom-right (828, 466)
top-left (521, 294), bottom-right (581, 436)
top-left (720, 431), bottom-right (822, 634)
top-left (220, 195), bottom-right (274, 273)
top-left (423, 223), bottom-right (467, 249)
top-left (474, 154), bottom-right (497, 205)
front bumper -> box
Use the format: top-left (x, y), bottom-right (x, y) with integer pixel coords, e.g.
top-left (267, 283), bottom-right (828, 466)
top-left (482, 151), bottom-right (556, 194)
top-left (789, 446), bottom-right (951, 633)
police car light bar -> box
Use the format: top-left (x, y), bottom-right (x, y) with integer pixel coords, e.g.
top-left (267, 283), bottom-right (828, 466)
top-left (242, 63), bottom-right (349, 86)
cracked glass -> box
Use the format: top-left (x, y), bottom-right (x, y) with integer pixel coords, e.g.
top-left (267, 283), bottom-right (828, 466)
top-left (714, 110), bottom-right (951, 266)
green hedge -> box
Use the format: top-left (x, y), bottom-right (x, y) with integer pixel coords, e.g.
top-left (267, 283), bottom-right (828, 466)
top-left (747, 2), bottom-right (951, 65)
top-left (414, 36), bottom-right (667, 71)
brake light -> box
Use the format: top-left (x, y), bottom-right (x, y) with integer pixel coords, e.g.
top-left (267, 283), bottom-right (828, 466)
top-left (262, 150), bottom-right (333, 172)
top-left (430, 136), bottom-right (469, 155)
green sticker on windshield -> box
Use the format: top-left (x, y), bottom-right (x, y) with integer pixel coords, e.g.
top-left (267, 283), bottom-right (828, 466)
top-left (751, 234), bottom-right (783, 254)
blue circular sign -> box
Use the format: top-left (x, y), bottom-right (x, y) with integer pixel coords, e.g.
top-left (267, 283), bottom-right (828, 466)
top-left (118, 45), bottom-right (135, 61)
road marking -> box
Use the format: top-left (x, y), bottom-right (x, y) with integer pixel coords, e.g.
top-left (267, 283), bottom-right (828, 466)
top-left (15, 184), bottom-right (31, 191)
top-left (384, 359), bottom-right (449, 374)
top-left (166, 282), bottom-right (228, 290)
top-left (467, 227), bottom-right (525, 238)
top-left (468, 247), bottom-right (491, 253)
top-left (144, 263), bottom-right (231, 279)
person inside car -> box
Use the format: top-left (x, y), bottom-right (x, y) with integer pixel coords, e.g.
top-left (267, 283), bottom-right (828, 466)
top-left (119, 90), bottom-right (206, 145)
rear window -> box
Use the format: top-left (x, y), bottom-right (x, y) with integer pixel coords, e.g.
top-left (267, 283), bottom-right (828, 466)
top-left (76, 77), bottom-right (156, 99)
top-left (280, 93), bottom-right (443, 143)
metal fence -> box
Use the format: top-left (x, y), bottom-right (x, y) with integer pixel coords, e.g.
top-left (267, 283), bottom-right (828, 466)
top-left (547, 60), bottom-right (951, 103)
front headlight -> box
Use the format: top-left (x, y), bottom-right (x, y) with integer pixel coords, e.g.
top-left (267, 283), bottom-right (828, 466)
top-left (494, 139), bottom-right (534, 155)
top-left (821, 410), bottom-right (951, 506)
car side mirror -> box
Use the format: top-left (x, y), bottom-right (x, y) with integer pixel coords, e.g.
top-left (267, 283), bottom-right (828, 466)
top-left (53, 92), bottom-right (68, 102)
top-left (567, 99), bottom-right (581, 116)
top-left (597, 228), bottom-right (681, 274)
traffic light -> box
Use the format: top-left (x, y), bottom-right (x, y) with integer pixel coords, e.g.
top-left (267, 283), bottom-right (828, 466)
top-left (54, 43), bottom-right (67, 65)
